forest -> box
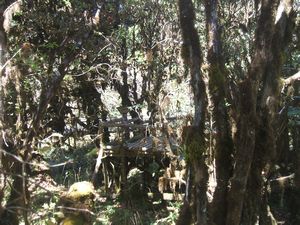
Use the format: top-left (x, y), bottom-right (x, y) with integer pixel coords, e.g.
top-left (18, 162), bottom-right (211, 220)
top-left (0, 0), bottom-right (299, 225)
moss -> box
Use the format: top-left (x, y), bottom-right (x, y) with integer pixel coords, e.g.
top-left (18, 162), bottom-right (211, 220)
top-left (208, 63), bottom-right (225, 94)
top-left (59, 182), bottom-right (95, 225)
top-left (278, 51), bottom-right (286, 65)
top-left (60, 215), bottom-right (86, 225)
top-left (185, 138), bottom-right (206, 163)
top-left (66, 181), bottom-right (95, 201)
top-left (182, 126), bottom-right (206, 163)
top-left (86, 147), bottom-right (98, 157)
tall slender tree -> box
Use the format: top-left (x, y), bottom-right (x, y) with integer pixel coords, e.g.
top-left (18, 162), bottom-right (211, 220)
top-left (177, 0), bottom-right (208, 224)
top-left (203, 1), bottom-right (233, 225)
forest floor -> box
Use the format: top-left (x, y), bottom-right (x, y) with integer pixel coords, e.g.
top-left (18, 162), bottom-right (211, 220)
top-left (29, 177), bottom-right (181, 225)
top-left (94, 197), bottom-right (181, 225)
top-left (27, 144), bottom-right (182, 225)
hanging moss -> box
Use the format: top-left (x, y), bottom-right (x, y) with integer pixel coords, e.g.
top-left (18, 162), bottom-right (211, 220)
top-left (208, 63), bottom-right (225, 95)
top-left (186, 139), bottom-right (206, 163)
top-left (182, 126), bottom-right (206, 163)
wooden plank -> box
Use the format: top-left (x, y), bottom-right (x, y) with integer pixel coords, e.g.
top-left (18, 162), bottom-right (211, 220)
top-left (163, 193), bottom-right (184, 201)
top-left (103, 148), bottom-right (164, 157)
top-left (147, 192), bottom-right (184, 201)
top-left (99, 115), bottom-right (189, 128)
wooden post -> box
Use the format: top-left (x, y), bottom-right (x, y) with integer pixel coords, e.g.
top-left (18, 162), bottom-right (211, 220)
top-left (102, 159), bottom-right (109, 196)
top-left (92, 128), bottom-right (104, 186)
top-left (118, 107), bottom-right (130, 191)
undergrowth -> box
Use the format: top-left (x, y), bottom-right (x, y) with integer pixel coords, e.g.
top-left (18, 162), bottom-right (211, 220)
top-left (26, 144), bottom-right (182, 225)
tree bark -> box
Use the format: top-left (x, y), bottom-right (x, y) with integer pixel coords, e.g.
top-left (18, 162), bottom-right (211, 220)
top-left (243, 1), bottom-right (294, 224)
top-left (226, 1), bottom-right (279, 225)
top-left (0, 4), bottom-right (7, 146)
top-left (0, 3), bottom-right (8, 222)
top-left (203, 1), bottom-right (233, 224)
top-left (177, 1), bottom-right (208, 224)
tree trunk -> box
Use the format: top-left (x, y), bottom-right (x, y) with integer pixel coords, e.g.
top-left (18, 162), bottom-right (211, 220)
top-left (226, 1), bottom-right (279, 225)
top-left (243, 1), bottom-right (295, 224)
top-left (227, 0), bottom-right (295, 224)
top-left (0, 4), bottom-right (7, 221)
top-left (0, 4), bottom-right (7, 152)
top-left (203, 1), bottom-right (234, 224)
top-left (226, 79), bottom-right (257, 225)
top-left (177, 1), bottom-right (208, 224)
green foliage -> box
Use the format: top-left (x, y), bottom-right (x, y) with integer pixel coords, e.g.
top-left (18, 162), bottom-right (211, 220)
top-left (124, 168), bottom-right (146, 201)
top-left (288, 106), bottom-right (300, 126)
top-left (146, 161), bottom-right (160, 177)
top-left (40, 42), bottom-right (60, 50)
top-left (2, 0), bottom-right (299, 224)
top-left (44, 144), bottom-right (96, 185)
top-left (151, 201), bottom-right (182, 225)
top-left (29, 190), bottom-right (61, 225)
top-left (93, 199), bottom-right (181, 225)
top-left (288, 106), bottom-right (300, 117)
top-left (62, 0), bottom-right (72, 8)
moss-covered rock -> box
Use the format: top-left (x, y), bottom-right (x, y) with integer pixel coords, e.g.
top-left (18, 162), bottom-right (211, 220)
top-left (60, 215), bottom-right (87, 225)
top-left (66, 181), bottom-right (95, 201)
top-left (59, 182), bottom-right (95, 225)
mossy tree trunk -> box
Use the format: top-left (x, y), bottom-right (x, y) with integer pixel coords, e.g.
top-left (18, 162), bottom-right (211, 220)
top-left (203, 1), bottom-right (234, 225)
top-left (225, 1), bottom-right (277, 224)
top-left (227, 1), bottom-right (295, 225)
top-left (177, 0), bottom-right (208, 224)
top-left (177, 0), bottom-right (295, 225)
top-left (243, 1), bottom-right (294, 224)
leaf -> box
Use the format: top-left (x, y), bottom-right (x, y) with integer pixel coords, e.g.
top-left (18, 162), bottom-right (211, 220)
top-left (62, 0), bottom-right (72, 8)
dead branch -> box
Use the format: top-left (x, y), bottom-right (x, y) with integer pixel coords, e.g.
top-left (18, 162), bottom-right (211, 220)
top-left (284, 71), bottom-right (300, 86)
top-left (0, 149), bottom-right (73, 169)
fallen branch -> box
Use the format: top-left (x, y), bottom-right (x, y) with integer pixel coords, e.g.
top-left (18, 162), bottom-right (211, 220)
top-left (0, 149), bottom-right (73, 168)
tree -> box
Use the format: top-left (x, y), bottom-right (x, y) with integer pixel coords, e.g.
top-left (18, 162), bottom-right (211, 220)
top-left (1, 0), bottom-right (184, 223)
top-left (0, 1), bottom-right (107, 223)
top-left (203, 1), bottom-right (233, 224)
top-left (0, 0), bottom-right (298, 224)
top-left (177, 0), bottom-right (208, 224)
top-left (177, 0), bottom-right (296, 224)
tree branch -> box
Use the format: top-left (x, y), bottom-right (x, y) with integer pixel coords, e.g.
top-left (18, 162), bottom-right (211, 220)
top-left (284, 71), bottom-right (300, 86)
